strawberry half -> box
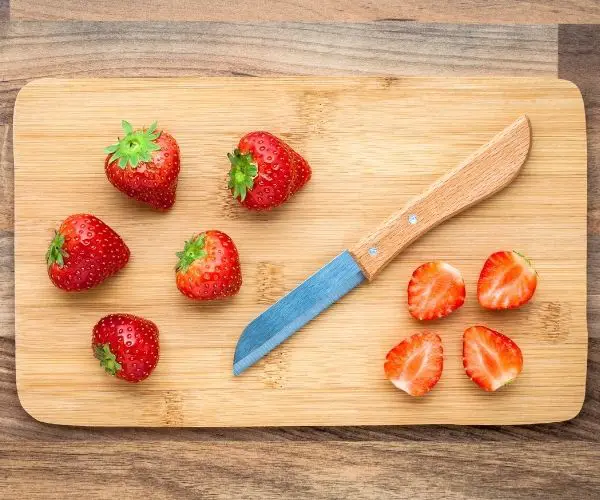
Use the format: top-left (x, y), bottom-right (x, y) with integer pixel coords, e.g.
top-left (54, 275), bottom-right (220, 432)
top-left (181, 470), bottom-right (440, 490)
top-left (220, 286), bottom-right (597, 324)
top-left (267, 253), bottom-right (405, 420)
top-left (92, 313), bottom-right (159, 383)
top-left (477, 251), bottom-right (537, 310)
top-left (384, 332), bottom-right (444, 397)
top-left (105, 120), bottom-right (180, 210)
top-left (46, 214), bottom-right (130, 291)
top-left (463, 325), bottom-right (523, 392)
top-left (228, 131), bottom-right (311, 210)
top-left (407, 262), bottom-right (466, 320)
top-left (175, 230), bottom-right (242, 300)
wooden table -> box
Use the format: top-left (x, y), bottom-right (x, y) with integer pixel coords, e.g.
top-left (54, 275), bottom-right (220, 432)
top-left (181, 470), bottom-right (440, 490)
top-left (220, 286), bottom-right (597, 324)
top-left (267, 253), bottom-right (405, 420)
top-left (1, 4), bottom-right (600, 498)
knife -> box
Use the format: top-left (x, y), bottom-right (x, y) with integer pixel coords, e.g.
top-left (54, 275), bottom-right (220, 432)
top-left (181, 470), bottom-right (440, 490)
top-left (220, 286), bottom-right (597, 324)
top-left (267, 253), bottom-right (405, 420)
top-left (233, 115), bottom-right (531, 376)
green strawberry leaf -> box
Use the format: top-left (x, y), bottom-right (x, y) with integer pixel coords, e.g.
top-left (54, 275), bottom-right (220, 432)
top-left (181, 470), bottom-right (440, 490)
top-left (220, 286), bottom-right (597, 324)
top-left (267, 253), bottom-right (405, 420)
top-left (46, 231), bottom-right (69, 268)
top-left (176, 234), bottom-right (207, 273)
top-left (105, 120), bottom-right (163, 170)
top-left (94, 344), bottom-right (122, 376)
top-left (122, 120), bottom-right (133, 135)
top-left (228, 149), bottom-right (258, 202)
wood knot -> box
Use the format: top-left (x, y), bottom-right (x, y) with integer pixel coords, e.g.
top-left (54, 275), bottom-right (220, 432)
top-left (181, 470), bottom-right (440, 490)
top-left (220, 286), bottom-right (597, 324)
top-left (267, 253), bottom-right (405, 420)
top-left (258, 349), bottom-right (288, 389)
top-left (381, 76), bottom-right (399, 89)
top-left (530, 301), bottom-right (570, 343)
top-left (256, 262), bottom-right (284, 305)
top-left (162, 391), bottom-right (184, 425)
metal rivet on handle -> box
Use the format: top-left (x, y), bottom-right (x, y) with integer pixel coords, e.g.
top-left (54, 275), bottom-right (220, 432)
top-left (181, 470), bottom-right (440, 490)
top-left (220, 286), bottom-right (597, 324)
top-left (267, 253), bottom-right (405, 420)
top-left (408, 214), bottom-right (418, 225)
top-left (369, 247), bottom-right (378, 256)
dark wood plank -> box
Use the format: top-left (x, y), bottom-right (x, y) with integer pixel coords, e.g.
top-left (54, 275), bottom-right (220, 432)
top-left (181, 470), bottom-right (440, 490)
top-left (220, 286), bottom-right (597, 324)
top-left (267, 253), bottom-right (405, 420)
top-left (0, 125), bottom-right (11, 229)
top-left (9, 0), bottom-right (600, 23)
top-left (0, 22), bottom-right (558, 123)
top-left (0, 1), bottom-right (9, 21)
top-left (1, 441), bottom-right (599, 499)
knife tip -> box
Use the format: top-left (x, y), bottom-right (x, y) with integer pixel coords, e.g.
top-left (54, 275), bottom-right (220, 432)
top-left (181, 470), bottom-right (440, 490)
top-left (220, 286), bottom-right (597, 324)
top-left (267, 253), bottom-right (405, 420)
top-left (232, 361), bottom-right (246, 377)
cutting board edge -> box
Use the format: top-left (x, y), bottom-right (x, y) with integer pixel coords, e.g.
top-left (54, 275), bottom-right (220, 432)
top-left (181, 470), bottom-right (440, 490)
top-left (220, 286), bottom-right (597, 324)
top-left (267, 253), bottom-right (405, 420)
top-left (13, 387), bottom-right (588, 428)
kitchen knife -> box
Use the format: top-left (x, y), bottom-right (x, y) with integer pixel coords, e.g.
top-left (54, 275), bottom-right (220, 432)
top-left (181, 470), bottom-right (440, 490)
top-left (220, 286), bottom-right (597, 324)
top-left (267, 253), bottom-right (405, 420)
top-left (233, 115), bottom-right (531, 376)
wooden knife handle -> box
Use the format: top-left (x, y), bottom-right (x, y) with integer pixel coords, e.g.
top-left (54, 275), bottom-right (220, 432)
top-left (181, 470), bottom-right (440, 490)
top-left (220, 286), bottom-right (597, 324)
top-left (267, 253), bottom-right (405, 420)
top-left (349, 115), bottom-right (531, 281)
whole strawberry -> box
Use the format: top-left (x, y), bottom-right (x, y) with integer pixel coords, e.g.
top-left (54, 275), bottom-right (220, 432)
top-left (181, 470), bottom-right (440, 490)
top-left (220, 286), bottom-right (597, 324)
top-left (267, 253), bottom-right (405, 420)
top-left (176, 230), bottom-right (242, 300)
top-left (105, 120), bottom-right (180, 210)
top-left (228, 131), bottom-right (311, 210)
top-left (46, 214), bottom-right (130, 291)
top-left (92, 314), bottom-right (159, 383)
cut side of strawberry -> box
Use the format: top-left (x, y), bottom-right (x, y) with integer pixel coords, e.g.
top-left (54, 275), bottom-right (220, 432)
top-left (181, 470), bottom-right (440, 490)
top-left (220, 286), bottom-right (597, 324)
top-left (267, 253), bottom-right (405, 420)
top-left (478, 251), bottom-right (537, 310)
top-left (407, 261), bottom-right (466, 321)
top-left (463, 325), bottom-right (523, 392)
top-left (384, 332), bottom-right (443, 397)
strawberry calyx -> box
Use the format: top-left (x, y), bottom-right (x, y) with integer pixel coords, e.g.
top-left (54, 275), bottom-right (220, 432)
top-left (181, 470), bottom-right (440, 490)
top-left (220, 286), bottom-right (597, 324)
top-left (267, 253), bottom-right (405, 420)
top-left (176, 234), bottom-right (207, 273)
top-left (228, 149), bottom-right (258, 201)
top-left (104, 120), bottom-right (161, 169)
top-left (46, 231), bottom-right (69, 268)
top-left (94, 343), bottom-right (122, 376)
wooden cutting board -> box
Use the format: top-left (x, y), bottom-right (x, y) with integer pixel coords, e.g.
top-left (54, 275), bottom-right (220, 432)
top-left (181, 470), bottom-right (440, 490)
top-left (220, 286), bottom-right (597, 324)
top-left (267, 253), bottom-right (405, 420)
top-left (14, 78), bottom-right (587, 426)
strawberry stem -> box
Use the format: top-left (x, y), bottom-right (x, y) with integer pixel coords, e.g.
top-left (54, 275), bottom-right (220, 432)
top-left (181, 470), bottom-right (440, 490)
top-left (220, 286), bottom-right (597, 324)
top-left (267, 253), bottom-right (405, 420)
top-left (176, 234), bottom-right (207, 273)
top-left (104, 120), bottom-right (161, 169)
top-left (46, 231), bottom-right (68, 268)
top-left (228, 149), bottom-right (258, 201)
top-left (94, 344), bottom-right (121, 376)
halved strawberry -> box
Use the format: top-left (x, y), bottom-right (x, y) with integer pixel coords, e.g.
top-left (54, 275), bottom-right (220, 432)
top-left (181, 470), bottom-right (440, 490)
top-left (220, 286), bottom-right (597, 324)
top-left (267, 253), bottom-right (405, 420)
top-left (384, 332), bottom-right (443, 397)
top-left (477, 251), bottom-right (537, 310)
top-left (463, 325), bottom-right (523, 392)
top-left (407, 262), bottom-right (465, 320)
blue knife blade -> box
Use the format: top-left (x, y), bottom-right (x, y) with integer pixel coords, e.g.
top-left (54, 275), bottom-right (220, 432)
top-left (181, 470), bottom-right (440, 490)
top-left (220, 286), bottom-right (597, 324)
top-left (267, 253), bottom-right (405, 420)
top-left (233, 251), bottom-right (365, 376)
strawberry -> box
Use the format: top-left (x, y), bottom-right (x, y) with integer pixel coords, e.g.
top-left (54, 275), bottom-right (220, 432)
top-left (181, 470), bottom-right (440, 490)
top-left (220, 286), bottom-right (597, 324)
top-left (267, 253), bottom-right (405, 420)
top-left (384, 332), bottom-right (443, 397)
top-left (228, 131), bottom-right (311, 210)
top-left (289, 148), bottom-right (311, 194)
top-left (477, 251), bottom-right (537, 310)
top-left (407, 262), bottom-right (466, 320)
top-left (92, 314), bottom-right (159, 383)
top-left (463, 325), bottom-right (523, 392)
top-left (46, 214), bottom-right (129, 291)
top-left (175, 230), bottom-right (242, 300)
top-left (105, 120), bottom-right (180, 210)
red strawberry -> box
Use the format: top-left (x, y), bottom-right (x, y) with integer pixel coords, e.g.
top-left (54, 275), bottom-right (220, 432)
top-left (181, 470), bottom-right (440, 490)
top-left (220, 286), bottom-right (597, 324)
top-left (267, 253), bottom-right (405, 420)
top-left (384, 332), bottom-right (443, 397)
top-left (478, 251), bottom-right (537, 310)
top-left (46, 214), bottom-right (129, 291)
top-left (289, 149), bottom-right (312, 194)
top-left (92, 314), bottom-right (159, 383)
top-left (105, 120), bottom-right (180, 210)
top-left (463, 325), bottom-right (523, 392)
top-left (407, 262), bottom-right (466, 320)
top-left (175, 230), bottom-right (242, 300)
top-left (228, 131), bottom-right (311, 210)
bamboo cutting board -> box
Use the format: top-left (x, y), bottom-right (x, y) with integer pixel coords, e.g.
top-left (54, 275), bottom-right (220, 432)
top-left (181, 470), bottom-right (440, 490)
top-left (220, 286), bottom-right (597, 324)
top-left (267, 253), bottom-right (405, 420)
top-left (14, 78), bottom-right (587, 426)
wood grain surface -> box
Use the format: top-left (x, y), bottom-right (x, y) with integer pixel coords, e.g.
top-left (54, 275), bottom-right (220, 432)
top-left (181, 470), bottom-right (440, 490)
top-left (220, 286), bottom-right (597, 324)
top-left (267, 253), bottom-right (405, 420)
top-left (0, 19), bottom-right (599, 499)
top-left (8, 0), bottom-right (600, 23)
top-left (1, 441), bottom-right (599, 499)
